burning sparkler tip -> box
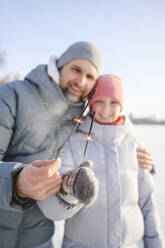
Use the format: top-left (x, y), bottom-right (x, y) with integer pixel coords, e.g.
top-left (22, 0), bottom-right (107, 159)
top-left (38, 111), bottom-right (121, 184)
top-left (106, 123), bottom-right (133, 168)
top-left (87, 134), bottom-right (92, 140)
top-left (73, 117), bottom-right (83, 124)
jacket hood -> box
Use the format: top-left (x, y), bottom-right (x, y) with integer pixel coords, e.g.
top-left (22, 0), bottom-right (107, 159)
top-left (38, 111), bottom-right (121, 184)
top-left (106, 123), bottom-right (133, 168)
top-left (25, 64), bottom-right (85, 111)
top-left (78, 115), bottom-right (134, 147)
top-left (25, 64), bottom-right (50, 87)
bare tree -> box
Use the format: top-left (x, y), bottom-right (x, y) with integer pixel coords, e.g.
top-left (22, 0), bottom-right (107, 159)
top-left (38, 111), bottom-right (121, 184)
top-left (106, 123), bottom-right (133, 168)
top-left (0, 50), bottom-right (6, 66)
top-left (0, 50), bottom-right (20, 85)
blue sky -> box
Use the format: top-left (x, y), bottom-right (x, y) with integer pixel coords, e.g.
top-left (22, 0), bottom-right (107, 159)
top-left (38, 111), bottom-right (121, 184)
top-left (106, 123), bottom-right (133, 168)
top-left (1, 0), bottom-right (165, 119)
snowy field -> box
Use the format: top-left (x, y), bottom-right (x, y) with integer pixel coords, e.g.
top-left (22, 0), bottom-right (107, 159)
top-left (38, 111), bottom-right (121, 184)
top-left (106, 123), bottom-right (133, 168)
top-left (135, 125), bottom-right (165, 235)
top-left (53, 125), bottom-right (165, 247)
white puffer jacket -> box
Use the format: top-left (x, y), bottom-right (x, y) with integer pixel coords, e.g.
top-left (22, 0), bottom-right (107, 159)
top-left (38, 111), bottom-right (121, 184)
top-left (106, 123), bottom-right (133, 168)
top-left (60, 116), bottom-right (164, 248)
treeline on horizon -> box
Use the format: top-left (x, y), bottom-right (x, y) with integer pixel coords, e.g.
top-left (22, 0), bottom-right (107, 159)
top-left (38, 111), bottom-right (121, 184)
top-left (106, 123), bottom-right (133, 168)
top-left (129, 114), bottom-right (165, 125)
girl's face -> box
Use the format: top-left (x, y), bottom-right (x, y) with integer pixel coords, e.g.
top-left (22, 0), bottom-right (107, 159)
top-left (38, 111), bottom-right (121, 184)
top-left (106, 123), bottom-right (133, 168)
top-left (92, 97), bottom-right (121, 123)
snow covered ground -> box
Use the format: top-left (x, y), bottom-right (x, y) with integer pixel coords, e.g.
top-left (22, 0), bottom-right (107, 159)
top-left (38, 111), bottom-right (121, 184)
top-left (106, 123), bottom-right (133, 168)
top-left (135, 125), bottom-right (165, 235)
top-left (53, 125), bottom-right (165, 247)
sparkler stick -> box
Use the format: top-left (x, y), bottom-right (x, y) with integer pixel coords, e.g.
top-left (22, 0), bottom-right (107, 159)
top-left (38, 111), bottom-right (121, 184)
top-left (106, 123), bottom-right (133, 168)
top-left (80, 88), bottom-right (96, 118)
top-left (57, 89), bottom-right (96, 156)
top-left (57, 120), bottom-right (80, 155)
top-left (83, 111), bottom-right (95, 157)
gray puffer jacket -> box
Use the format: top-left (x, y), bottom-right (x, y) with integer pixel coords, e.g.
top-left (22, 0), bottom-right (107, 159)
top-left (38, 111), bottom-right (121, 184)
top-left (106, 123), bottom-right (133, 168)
top-left (0, 65), bottom-right (84, 248)
top-left (59, 116), bottom-right (165, 248)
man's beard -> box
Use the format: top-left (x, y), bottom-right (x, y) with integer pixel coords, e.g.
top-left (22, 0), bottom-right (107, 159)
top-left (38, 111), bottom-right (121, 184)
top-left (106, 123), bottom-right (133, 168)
top-left (62, 88), bottom-right (82, 103)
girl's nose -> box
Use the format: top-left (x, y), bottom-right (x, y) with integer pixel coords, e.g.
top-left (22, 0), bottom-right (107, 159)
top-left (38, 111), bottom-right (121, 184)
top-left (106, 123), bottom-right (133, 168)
top-left (103, 103), bottom-right (111, 116)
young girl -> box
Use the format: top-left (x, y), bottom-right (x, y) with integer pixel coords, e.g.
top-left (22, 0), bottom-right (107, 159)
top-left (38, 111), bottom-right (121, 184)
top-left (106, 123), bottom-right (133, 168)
top-left (59, 74), bottom-right (164, 248)
top-left (38, 74), bottom-right (164, 247)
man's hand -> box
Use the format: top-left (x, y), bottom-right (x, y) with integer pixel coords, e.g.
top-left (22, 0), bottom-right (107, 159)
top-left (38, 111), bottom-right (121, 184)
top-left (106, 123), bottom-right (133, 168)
top-left (15, 158), bottom-right (62, 200)
top-left (137, 147), bottom-right (154, 172)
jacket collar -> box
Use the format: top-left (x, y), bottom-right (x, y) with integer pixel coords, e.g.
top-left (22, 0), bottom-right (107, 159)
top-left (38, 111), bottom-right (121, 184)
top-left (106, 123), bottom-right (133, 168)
top-left (78, 115), bottom-right (134, 147)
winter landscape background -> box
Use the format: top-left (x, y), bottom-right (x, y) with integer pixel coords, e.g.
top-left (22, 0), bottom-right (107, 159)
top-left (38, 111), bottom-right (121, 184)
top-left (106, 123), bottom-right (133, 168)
top-left (53, 124), bottom-right (165, 247)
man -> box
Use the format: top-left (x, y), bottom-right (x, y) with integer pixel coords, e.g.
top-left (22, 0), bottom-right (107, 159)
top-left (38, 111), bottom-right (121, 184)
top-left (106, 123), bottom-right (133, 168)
top-left (0, 41), bottom-right (153, 248)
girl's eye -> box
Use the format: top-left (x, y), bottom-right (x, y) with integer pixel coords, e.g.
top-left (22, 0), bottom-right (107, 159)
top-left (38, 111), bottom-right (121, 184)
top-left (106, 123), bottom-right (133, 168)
top-left (95, 101), bottom-right (102, 104)
top-left (95, 100), bottom-right (103, 104)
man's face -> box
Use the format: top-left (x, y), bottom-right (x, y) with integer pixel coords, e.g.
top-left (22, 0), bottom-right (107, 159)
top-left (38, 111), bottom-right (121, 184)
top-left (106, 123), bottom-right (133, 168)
top-left (59, 58), bottom-right (98, 103)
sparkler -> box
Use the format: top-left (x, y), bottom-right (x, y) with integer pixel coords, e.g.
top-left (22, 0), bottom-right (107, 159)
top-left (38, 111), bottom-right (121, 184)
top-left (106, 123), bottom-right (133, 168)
top-left (83, 111), bottom-right (96, 157)
top-left (57, 88), bottom-right (96, 156)
top-left (80, 88), bottom-right (96, 118)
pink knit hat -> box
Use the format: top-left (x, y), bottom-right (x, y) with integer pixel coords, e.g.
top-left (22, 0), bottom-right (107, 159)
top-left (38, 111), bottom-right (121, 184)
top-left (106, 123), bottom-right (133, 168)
top-left (89, 74), bottom-right (124, 111)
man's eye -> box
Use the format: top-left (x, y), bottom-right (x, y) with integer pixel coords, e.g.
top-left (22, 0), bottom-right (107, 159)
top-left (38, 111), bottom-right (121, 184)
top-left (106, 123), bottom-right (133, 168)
top-left (87, 75), bottom-right (93, 80)
top-left (73, 68), bottom-right (80, 73)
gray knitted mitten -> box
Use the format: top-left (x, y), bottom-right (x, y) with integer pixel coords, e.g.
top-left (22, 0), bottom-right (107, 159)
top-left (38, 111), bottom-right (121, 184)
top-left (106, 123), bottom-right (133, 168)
top-left (58, 160), bottom-right (99, 207)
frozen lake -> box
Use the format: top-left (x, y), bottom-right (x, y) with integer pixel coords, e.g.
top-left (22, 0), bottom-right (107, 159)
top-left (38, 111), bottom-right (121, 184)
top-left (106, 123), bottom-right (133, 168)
top-left (53, 125), bottom-right (165, 247)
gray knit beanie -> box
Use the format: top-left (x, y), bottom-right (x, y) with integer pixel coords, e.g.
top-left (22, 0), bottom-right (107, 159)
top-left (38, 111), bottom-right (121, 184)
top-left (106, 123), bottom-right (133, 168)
top-left (56, 41), bottom-right (103, 76)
